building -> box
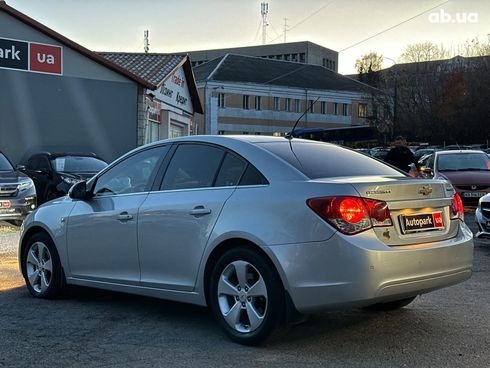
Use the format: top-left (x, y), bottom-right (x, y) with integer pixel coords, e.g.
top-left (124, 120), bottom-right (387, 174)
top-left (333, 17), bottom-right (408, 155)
top-left (193, 54), bottom-right (374, 137)
top-left (99, 53), bottom-right (203, 143)
top-left (180, 41), bottom-right (339, 71)
top-left (0, 1), bottom-right (202, 164)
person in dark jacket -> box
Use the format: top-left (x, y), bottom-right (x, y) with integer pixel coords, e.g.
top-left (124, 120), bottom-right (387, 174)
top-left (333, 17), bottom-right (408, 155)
top-left (385, 136), bottom-right (419, 173)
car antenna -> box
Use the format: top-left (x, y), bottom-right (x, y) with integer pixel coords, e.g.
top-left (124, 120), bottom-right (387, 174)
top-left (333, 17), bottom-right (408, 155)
top-left (285, 96), bottom-right (320, 140)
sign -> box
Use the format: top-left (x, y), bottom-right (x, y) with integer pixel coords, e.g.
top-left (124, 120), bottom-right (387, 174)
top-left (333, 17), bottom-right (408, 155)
top-left (154, 66), bottom-right (193, 114)
top-left (147, 98), bottom-right (161, 123)
top-left (0, 37), bottom-right (62, 75)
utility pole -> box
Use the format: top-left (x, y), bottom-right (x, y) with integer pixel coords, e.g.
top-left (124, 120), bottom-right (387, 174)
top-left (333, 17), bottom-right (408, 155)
top-left (144, 30), bottom-right (150, 53)
top-left (261, 2), bottom-right (269, 45)
top-left (283, 18), bottom-right (289, 43)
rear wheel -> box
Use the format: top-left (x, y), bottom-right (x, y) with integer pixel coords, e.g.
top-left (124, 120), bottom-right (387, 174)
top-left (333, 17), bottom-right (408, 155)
top-left (22, 233), bottom-right (65, 299)
top-left (209, 247), bottom-right (284, 345)
top-left (364, 296), bottom-right (417, 311)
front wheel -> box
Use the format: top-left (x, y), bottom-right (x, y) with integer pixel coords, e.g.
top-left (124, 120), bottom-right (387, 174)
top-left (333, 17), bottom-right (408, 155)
top-left (209, 247), bottom-right (284, 345)
top-left (22, 233), bottom-right (65, 299)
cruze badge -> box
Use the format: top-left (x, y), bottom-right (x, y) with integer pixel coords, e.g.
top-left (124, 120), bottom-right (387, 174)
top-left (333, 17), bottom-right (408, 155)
top-left (419, 185), bottom-right (432, 196)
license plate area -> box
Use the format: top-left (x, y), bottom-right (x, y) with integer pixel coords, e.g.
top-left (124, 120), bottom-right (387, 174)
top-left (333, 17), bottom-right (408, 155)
top-left (463, 192), bottom-right (485, 198)
top-left (400, 212), bottom-right (444, 234)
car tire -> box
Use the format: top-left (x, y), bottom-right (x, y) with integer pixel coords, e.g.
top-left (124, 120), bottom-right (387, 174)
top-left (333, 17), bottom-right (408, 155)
top-left (364, 296), bottom-right (417, 311)
top-left (22, 232), bottom-right (65, 299)
top-left (208, 247), bottom-right (284, 345)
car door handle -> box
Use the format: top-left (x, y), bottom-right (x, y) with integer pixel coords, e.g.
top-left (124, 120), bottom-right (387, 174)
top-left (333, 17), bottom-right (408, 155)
top-left (117, 212), bottom-right (133, 222)
top-left (189, 206), bottom-right (211, 216)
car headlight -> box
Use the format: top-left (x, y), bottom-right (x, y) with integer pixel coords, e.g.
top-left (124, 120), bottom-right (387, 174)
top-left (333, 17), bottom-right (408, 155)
top-left (18, 179), bottom-right (34, 191)
top-left (61, 176), bottom-right (80, 185)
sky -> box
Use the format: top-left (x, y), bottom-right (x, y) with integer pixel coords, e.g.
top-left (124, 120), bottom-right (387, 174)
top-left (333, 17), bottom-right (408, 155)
top-left (5, 0), bottom-right (490, 74)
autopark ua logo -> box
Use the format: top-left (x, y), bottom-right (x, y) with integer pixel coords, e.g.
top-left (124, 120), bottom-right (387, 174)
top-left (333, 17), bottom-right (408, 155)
top-left (428, 9), bottom-right (479, 24)
top-left (0, 37), bottom-right (63, 75)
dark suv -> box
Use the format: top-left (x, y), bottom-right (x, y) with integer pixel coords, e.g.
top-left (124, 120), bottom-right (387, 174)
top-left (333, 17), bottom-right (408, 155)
top-left (24, 152), bottom-right (107, 204)
top-left (0, 152), bottom-right (37, 226)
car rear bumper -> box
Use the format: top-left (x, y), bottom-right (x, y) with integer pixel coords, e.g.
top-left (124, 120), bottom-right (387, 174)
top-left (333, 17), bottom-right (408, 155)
top-left (267, 222), bottom-right (474, 313)
top-left (0, 196), bottom-right (37, 221)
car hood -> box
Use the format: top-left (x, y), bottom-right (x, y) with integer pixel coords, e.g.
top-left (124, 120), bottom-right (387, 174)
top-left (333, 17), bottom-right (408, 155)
top-left (438, 170), bottom-right (490, 185)
top-left (0, 170), bottom-right (30, 183)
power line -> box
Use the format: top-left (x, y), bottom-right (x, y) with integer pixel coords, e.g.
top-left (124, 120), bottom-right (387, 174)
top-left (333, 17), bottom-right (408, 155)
top-left (338, 0), bottom-right (450, 53)
top-left (268, 1), bottom-right (335, 44)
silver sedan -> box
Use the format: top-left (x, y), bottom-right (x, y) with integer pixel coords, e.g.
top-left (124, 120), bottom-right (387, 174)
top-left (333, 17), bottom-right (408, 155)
top-left (19, 136), bottom-right (474, 345)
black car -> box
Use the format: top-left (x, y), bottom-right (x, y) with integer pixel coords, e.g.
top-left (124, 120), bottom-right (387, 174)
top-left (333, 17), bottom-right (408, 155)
top-left (24, 152), bottom-right (107, 203)
top-left (0, 152), bottom-right (37, 226)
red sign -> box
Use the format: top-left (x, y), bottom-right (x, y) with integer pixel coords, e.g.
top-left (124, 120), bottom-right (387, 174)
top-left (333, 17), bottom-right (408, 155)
top-left (433, 212), bottom-right (444, 227)
top-left (29, 43), bottom-right (62, 75)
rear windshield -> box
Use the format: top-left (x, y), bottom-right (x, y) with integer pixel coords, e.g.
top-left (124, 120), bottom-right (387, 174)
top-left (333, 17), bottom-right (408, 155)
top-left (0, 153), bottom-right (13, 171)
top-left (437, 153), bottom-right (490, 171)
top-left (51, 156), bottom-right (107, 173)
top-left (258, 141), bottom-right (404, 179)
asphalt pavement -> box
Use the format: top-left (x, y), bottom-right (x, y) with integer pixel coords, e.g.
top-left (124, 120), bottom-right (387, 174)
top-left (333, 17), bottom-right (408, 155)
top-left (0, 215), bottom-right (489, 368)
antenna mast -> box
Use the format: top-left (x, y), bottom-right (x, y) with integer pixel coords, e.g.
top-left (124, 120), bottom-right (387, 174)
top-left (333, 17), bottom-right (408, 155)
top-left (144, 30), bottom-right (150, 53)
top-left (261, 2), bottom-right (269, 45)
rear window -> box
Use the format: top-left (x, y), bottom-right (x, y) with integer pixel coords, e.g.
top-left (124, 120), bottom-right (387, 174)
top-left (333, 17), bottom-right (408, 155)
top-left (258, 141), bottom-right (403, 179)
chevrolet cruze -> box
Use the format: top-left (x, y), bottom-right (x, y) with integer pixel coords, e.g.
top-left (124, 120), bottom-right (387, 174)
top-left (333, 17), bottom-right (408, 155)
top-left (19, 136), bottom-right (474, 345)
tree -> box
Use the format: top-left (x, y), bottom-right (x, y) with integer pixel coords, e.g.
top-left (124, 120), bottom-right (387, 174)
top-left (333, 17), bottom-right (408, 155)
top-left (355, 52), bottom-right (384, 74)
top-left (355, 52), bottom-right (384, 86)
top-left (399, 42), bottom-right (449, 63)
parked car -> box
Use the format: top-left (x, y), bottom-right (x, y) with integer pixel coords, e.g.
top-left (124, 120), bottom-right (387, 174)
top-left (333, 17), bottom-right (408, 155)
top-left (0, 151), bottom-right (36, 226)
top-left (371, 148), bottom-right (390, 161)
top-left (420, 150), bottom-right (490, 203)
top-left (475, 193), bottom-right (490, 238)
top-left (23, 152), bottom-right (107, 204)
top-left (414, 148), bottom-right (435, 161)
top-left (19, 136), bottom-right (473, 345)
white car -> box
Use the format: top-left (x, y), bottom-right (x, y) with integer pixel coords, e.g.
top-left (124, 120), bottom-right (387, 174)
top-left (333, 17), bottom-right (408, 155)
top-left (475, 193), bottom-right (490, 238)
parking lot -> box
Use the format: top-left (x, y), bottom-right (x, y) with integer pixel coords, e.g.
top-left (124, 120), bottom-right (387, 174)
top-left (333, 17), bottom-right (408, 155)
top-left (0, 214), bottom-right (489, 368)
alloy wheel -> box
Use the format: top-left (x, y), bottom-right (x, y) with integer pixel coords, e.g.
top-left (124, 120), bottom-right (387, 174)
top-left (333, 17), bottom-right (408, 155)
top-left (25, 242), bottom-right (53, 293)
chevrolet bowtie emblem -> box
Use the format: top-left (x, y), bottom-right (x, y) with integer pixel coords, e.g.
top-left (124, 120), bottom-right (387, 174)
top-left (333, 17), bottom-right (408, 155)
top-left (419, 185), bottom-right (432, 196)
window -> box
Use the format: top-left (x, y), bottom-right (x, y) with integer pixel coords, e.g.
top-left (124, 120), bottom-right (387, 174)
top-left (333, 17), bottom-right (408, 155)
top-left (358, 103), bottom-right (368, 118)
top-left (215, 153), bottom-right (247, 187)
top-left (342, 103), bottom-right (349, 116)
top-left (285, 98), bottom-right (291, 112)
top-left (309, 100), bottom-right (314, 113)
top-left (93, 146), bottom-right (168, 196)
top-left (161, 144), bottom-right (224, 190)
top-left (217, 93), bottom-right (225, 108)
top-left (239, 165), bottom-right (268, 186)
top-left (51, 156), bottom-right (107, 173)
top-left (258, 141), bottom-right (402, 179)
top-left (0, 153), bottom-right (13, 171)
top-left (333, 102), bottom-right (339, 115)
top-left (243, 95), bottom-right (250, 109)
top-left (255, 96), bottom-right (261, 110)
top-left (273, 97), bottom-right (280, 111)
top-left (299, 53), bottom-right (306, 63)
top-left (295, 99), bottom-right (300, 113)
top-left (321, 101), bottom-right (326, 114)
top-left (218, 130), bottom-right (225, 135)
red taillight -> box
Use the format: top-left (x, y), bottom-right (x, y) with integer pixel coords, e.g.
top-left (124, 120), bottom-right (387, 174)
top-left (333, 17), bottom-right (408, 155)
top-left (450, 193), bottom-right (464, 221)
top-left (306, 196), bottom-right (392, 235)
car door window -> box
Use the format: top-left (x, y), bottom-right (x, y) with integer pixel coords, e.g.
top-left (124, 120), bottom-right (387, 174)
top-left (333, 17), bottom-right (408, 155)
top-left (214, 153), bottom-right (247, 187)
top-left (239, 164), bottom-right (268, 186)
top-left (93, 146), bottom-right (168, 196)
top-left (161, 144), bottom-right (225, 190)
top-left (427, 154), bottom-right (435, 169)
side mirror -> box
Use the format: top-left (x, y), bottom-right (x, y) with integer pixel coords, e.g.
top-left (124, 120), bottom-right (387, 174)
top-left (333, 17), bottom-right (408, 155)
top-left (16, 165), bottom-right (26, 172)
top-left (69, 181), bottom-right (90, 200)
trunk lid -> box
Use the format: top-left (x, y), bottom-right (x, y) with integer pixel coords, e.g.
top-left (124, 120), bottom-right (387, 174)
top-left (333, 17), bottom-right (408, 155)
top-left (317, 176), bottom-right (458, 246)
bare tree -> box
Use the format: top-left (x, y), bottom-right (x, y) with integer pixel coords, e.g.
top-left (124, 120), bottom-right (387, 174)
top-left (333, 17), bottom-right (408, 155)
top-left (355, 52), bottom-right (384, 74)
top-left (399, 42), bottom-right (449, 63)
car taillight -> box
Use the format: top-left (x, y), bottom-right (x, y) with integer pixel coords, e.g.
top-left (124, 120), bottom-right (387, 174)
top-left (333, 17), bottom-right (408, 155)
top-left (306, 196), bottom-right (392, 235)
top-left (450, 193), bottom-right (464, 221)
